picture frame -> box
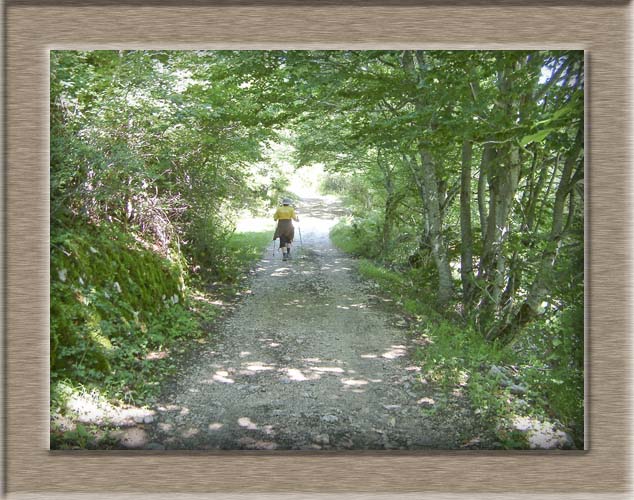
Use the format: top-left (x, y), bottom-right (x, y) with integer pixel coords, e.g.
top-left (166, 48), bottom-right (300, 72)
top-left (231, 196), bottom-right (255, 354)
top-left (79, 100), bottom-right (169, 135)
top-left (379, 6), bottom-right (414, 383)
top-left (4, 1), bottom-right (630, 498)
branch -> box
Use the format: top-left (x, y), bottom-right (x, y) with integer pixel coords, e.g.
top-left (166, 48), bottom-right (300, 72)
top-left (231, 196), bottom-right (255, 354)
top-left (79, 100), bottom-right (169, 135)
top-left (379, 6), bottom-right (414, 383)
top-left (567, 159), bottom-right (584, 192)
top-left (469, 81), bottom-right (479, 102)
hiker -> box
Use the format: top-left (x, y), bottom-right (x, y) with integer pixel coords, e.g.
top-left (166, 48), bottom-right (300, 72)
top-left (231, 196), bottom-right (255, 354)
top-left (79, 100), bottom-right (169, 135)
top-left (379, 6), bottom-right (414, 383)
top-left (273, 198), bottom-right (299, 261)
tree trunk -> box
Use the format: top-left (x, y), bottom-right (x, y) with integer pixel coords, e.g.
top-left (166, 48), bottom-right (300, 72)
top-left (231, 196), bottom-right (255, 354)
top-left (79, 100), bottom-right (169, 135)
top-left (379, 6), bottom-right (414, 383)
top-left (460, 140), bottom-right (475, 308)
top-left (381, 190), bottom-right (397, 258)
top-left (405, 151), bottom-right (454, 306)
top-left (477, 143), bottom-right (521, 331)
top-left (378, 152), bottom-right (398, 259)
top-left (475, 61), bottom-right (526, 332)
top-left (487, 126), bottom-right (583, 342)
top-left (401, 50), bottom-right (454, 306)
top-left (419, 149), bottom-right (454, 306)
top-left (520, 146), bottom-right (539, 232)
top-left (477, 143), bottom-right (494, 248)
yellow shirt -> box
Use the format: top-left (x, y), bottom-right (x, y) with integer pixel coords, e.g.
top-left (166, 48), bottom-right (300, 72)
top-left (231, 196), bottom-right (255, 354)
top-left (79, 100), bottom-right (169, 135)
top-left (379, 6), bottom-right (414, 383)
top-left (274, 205), bottom-right (298, 221)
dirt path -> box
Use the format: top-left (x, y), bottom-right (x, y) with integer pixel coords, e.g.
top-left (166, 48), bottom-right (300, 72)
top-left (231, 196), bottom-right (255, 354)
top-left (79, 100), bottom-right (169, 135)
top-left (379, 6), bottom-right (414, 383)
top-left (141, 196), bottom-right (479, 450)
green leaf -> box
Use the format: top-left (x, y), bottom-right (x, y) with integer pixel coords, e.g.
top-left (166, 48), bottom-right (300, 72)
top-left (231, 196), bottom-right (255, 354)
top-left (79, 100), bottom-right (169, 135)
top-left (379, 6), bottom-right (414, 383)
top-left (519, 128), bottom-right (555, 147)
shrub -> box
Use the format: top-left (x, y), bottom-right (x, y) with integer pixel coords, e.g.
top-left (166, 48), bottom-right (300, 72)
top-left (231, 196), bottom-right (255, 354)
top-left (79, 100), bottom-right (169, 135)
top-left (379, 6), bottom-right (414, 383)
top-left (330, 219), bottom-right (381, 259)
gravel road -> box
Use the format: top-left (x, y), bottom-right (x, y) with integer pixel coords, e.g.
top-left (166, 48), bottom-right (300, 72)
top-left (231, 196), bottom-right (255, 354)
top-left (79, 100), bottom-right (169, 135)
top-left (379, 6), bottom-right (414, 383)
top-left (140, 196), bottom-right (479, 450)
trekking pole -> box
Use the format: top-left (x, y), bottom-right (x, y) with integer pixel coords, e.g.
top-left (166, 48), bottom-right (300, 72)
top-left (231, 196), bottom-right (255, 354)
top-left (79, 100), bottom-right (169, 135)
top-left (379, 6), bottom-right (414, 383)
top-left (271, 238), bottom-right (276, 257)
top-left (298, 225), bottom-right (303, 250)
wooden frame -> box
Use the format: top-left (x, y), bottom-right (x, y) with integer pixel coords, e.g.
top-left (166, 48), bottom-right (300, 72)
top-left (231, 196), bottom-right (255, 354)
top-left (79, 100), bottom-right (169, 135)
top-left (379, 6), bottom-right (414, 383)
top-left (4, 1), bottom-right (630, 498)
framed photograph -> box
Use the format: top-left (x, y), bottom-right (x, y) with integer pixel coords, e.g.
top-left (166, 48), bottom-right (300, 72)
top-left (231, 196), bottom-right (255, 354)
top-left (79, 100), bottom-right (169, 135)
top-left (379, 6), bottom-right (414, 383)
top-left (5, 1), bottom-right (630, 498)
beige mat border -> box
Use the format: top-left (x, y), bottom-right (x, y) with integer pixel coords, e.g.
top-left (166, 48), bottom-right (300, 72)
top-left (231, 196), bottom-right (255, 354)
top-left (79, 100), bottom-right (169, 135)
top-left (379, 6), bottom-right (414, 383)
top-left (4, 2), bottom-right (631, 498)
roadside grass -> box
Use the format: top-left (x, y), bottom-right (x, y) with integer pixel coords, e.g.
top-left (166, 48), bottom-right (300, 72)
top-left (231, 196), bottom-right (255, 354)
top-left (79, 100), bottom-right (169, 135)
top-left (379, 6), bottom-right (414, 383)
top-left (227, 230), bottom-right (273, 271)
top-left (330, 221), bottom-right (368, 256)
top-left (330, 220), bottom-right (580, 449)
top-left (330, 218), bottom-right (382, 260)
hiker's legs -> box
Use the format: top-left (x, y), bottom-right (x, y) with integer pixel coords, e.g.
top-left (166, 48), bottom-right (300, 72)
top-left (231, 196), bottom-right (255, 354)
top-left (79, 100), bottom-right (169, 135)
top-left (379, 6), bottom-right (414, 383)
top-left (280, 236), bottom-right (289, 260)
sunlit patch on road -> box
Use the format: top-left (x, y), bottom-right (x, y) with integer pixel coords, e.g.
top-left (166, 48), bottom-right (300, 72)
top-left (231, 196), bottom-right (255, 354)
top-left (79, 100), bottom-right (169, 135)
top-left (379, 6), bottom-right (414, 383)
top-left (116, 427), bottom-right (148, 449)
top-left (244, 362), bottom-right (276, 372)
top-left (417, 397), bottom-right (435, 406)
top-left (280, 367), bottom-right (320, 382)
top-left (283, 299), bottom-right (306, 307)
top-left (157, 404), bottom-right (180, 412)
top-left (181, 428), bottom-right (199, 438)
top-left (382, 345), bottom-right (407, 359)
top-left (212, 371), bottom-right (235, 384)
top-left (310, 366), bottom-right (345, 373)
top-left (238, 417), bottom-right (258, 430)
top-left (271, 267), bottom-right (291, 277)
top-left (145, 350), bottom-right (169, 360)
top-left (238, 437), bottom-right (278, 450)
top-left (341, 378), bottom-right (368, 386)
